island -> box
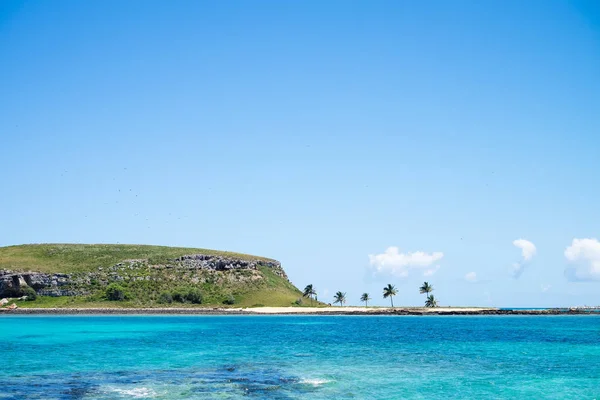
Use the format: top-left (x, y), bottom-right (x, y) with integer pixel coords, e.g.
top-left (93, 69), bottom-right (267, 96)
top-left (1, 244), bottom-right (597, 315)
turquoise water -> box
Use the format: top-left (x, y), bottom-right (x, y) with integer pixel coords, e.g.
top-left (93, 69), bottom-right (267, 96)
top-left (1, 316), bottom-right (599, 399)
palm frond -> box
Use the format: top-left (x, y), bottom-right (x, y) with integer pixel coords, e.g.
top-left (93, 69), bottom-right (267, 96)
top-left (383, 284), bottom-right (397, 298)
top-left (333, 291), bottom-right (346, 306)
top-left (419, 282), bottom-right (433, 295)
top-left (425, 294), bottom-right (438, 308)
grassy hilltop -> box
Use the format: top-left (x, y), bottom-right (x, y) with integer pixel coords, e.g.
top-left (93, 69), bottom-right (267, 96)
top-left (0, 244), bottom-right (305, 308)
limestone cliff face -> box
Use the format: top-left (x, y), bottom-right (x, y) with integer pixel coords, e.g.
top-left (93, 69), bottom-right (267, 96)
top-left (0, 254), bottom-right (287, 298)
top-left (0, 271), bottom-right (74, 297)
top-left (173, 254), bottom-right (286, 277)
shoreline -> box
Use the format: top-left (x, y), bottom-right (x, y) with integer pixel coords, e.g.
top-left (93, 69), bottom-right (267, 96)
top-left (1, 306), bottom-right (598, 316)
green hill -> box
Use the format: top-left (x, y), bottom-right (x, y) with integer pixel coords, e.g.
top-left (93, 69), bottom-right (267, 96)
top-left (0, 244), bottom-right (305, 308)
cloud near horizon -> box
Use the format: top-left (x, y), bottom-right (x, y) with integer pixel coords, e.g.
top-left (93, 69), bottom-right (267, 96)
top-left (464, 272), bottom-right (477, 283)
top-left (564, 238), bottom-right (600, 281)
top-left (368, 246), bottom-right (443, 279)
top-left (511, 239), bottom-right (537, 278)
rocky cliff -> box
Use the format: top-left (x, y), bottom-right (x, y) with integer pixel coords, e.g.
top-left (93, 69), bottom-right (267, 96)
top-left (0, 254), bottom-right (288, 298)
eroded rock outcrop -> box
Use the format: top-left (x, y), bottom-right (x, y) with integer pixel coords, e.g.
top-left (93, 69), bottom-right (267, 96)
top-left (173, 254), bottom-right (286, 278)
top-left (0, 270), bottom-right (76, 297)
top-left (0, 254), bottom-right (286, 297)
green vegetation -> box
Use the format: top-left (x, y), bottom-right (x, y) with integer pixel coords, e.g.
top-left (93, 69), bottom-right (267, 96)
top-left (419, 281), bottom-right (433, 298)
top-left (360, 293), bottom-right (371, 306)
top-left (0, 243), bottom-right (274, 274)
top-left (383, 284), bottom-right (397, 307)
top-left (105, 284), bottom-right (130, 301)
top-left (2, 245), bottom-right (445, 310)
top-left (333, 291), bottom-right (346, 306)
top-left (303, 284), bottom-right (316, 306)
top-left (157, 288), bottom-right (203, 304)
top-left (425, 294), bottom-right (438, 308)
top-left (0, 244), bottom-right (304, 308)
top-left (185, 288), bottom-right (203, 304)
top-left (21, 286), bottom-right (37, 301)
top-left (158, 292), bottom-right (173, 304)
top-left (425, 294), bottom-right (437, 307)
top-left (419, 282), bottom-right (438, 307)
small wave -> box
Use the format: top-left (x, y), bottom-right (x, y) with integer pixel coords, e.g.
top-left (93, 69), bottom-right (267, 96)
top-left (105, 386), bottom-right (157, 398)
top-left (299, 378), bottom-right (332, 386)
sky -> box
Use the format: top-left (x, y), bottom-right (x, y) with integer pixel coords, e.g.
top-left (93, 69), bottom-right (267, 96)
top-left (1, 0), bottom-right (599, 307)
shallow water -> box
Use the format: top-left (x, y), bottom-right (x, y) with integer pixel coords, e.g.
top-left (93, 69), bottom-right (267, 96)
top-left (1, 315), bottom-right (599, 399)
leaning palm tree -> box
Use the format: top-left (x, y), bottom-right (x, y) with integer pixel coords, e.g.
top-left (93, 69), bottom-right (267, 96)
top-left (360, 293), bottom-right (371, 307)
top-left (383, 284), bottom-right (398, 307)
top-left (303, 284), bottom-right (316, 306)
top-left (333, 291), bottom-right (346, 306)
top-left (419, 282), bottom-right (433, 306)
top-left (425, 294), bottom-right (438, 308)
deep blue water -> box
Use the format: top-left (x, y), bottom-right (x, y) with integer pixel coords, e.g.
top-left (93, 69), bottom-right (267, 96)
top-left (1, 315), bottom-right (599, 399)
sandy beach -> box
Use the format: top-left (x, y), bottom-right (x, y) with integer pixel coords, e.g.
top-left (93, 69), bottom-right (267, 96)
top-left (242, 306), bottom-right (496, 314)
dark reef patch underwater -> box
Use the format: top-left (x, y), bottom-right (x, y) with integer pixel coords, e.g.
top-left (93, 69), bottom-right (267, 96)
top-left (0, 366), bottom-right (328, 399)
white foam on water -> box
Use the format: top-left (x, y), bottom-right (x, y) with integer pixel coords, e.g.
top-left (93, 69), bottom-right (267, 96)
top-left (105, 386), bottom-right (158, 398)
top-left (299, 378), bottom-right (332, 386)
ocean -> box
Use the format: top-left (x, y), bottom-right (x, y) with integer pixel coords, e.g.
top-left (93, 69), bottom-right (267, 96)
top-left (1, 315), bottom-right (599, 399)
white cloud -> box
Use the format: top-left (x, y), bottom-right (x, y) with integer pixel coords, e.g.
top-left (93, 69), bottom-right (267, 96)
top-left (564, 238), bottom-right (600, 281)
top-left (511, 239), bottom-right (537, 278)
top-left (368, 246), bottom-right (443, 279)
top-left (514, 239), bottom-right (537, 261)
top-left (465, 272), bottom-right (477, 283)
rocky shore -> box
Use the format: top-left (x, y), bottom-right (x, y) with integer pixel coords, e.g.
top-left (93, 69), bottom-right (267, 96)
top-left (1, 307), bottom-right (597, 316)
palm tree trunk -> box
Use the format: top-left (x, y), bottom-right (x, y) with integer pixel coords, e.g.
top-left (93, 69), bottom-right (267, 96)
top-left (391, 297), bottom-right (394, 307)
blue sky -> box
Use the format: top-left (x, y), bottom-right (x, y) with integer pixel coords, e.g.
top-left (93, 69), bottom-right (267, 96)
top-left (1, 1), bottom-right (599, 307)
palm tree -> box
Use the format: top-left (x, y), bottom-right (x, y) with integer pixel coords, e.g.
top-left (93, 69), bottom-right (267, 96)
top-left (303, 284), bottom-right (316, 306)
top-left (383, 284), bottom-right (398, 307)
top-left (425, 294), bottom-right (438, 308)
top-left (333, 291), bottom-right (346, 306)
top-left (419, 282), bottom-right (433, 306)
top-left (360, 293), bottom-right (371, 307)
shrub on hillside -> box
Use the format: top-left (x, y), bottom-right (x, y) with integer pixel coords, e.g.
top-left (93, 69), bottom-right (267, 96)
top-left (294, 298), bottom-right (303, 306)
top-left (158, 292), bottom-right (173, 304)
top-left (185, 288), bottom-right (203, 304)
top-left (21, 286), bottom-right (37, 301)
top-left (223, 294), bottom-right (236, 305)
top-left (105, 283), bottom-right (130, 301)
top-left (171, 289), bottom-right (186, 303)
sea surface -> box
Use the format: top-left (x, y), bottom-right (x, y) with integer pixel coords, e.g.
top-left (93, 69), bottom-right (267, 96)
top-left (1, 315), bottom-right (599, 399)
